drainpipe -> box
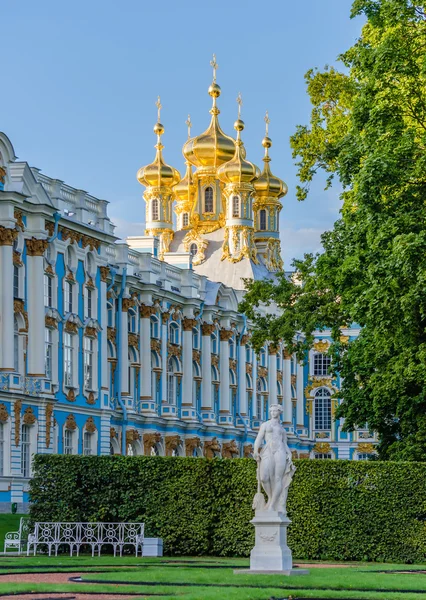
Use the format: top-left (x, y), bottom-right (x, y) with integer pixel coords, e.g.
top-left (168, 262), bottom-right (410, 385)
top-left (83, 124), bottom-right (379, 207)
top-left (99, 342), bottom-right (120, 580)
top-left (106, 267), bottom-right (117, 293)
top-left (47, 212), bottom-right (61, 243)
top-left (116, 267), bottom-right (128, 455)
top-left (237, 315), bottom-right (248, 453)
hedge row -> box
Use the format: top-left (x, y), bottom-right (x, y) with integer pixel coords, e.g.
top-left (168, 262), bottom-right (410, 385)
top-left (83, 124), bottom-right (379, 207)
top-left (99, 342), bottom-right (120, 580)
top-left (30, 455), bottom-right (426, 562)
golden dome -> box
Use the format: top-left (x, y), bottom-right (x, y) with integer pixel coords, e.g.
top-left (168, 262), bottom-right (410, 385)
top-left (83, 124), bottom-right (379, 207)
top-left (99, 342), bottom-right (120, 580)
top-left (183, 56), bottom-right (235, 170)
top-left (217, 100), bottom-right (259, 185)
top-left (174, 160), bottom-right (196, 203)
top-left (253, 113), bottom-right (288, 199)
top-left (137, 98), bottom-right (181, 189)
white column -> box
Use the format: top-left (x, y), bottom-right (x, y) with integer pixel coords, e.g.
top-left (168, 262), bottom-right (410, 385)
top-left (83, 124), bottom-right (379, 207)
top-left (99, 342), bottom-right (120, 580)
top-left (26, 240), bottom-right (47, 376)
top-left (100, 274), bottom-right (108, 391)
top-left (238, 341), bottom-right (247, 415)
top-left (181, 318), bottom-right (194, 409)
top-left (219, 331), bottom-right (231, 413)
top-left (296, 360), bottom-right (305, 427)
top-left (100, 411), bottom-right (111, 455)
top-left (201, 323), bottom-right (212, 409)
top-left (283, 352), bottom-right (292, 424)
top-left (0, 240), bottom-right (14, 370)
top-left (161, 314), bottom-right (168, 403)
top-left (120, 308), bottom-right (129, 394)
top-left (268, 348), bottom-right (278, 406)
top-left (140, 309), bottom-right (152, 400)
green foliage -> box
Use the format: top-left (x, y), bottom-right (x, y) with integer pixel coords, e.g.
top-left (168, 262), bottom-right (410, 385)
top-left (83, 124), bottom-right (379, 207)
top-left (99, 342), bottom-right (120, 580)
top-left (30, 454), bottom-right (426, 562)
top-left (240, 0), bottom-right (426, 460)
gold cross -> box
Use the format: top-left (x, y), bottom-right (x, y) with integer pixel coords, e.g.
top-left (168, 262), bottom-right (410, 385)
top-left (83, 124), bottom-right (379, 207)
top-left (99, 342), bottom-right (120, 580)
top-left (185, 114), bottom-right (192, 139)
top-left (264, 110), bottom-right (270, 136)
top-left (156, 96), bottom-right (162, 122)
top-left (237, 92), bottom-right (243, 118)
top-left (210, 53), bottom-right (218, 83)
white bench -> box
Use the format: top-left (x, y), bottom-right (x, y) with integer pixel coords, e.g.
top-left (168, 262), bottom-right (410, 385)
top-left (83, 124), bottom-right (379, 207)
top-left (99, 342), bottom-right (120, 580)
top-left (4, 517), bottom-right (30, 554)
top-left (27, 522), bottom-right (144, 557)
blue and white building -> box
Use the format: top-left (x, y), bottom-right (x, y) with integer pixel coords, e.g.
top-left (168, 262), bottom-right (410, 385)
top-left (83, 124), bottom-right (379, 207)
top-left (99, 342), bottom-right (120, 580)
top-left (0, 67), bottom-right (376, 512)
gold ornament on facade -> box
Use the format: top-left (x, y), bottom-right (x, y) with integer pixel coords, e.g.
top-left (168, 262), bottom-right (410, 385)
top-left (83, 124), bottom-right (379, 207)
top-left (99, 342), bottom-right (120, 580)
top-left (277, 370), bottom-right (283, 383)
top-left (161, 311), bottom-right (170, 324)
top-left (66, 389), bottom-right (76, 402)
top-left (219, 328), bottom-right (233, 342)
top-left (315, 432), bottom-right (329, 439)
top-left (357, 442), bottom-right (376, 454)
top-left (299, 452), bottom-right (310, 459)
top-left (65, 321), bottom-right (78, 335)
top-left (229, 358), bottom-right (237, 371)
top-left (44, 264), bottom-right (54, 275)
top-left (65, 413), bottom-right (77, 431)
top-left (110, 427), bottom-right (117, 439)
top-left (340, 335), bottom-right (350, 345)
top-left (240, 334), bottom-right (250, 346)
top-left (13, 251), bottom-right (23, 267)
top-left (264, 238), bottom-right (284, 272)
top-left (305, 398), bottom-right (313, 415)
top-left (268, 344), bottom-right (279, 355)
top-left (0, 165), bottom-right (6, 184)
top-left (305, 377), bottom-right (336, 399)
top-left (151, 339), bottom-right (161, 353)
top-left (359, 431), bottom-right (372, 439)
top-left (65, 270), bottom-right (75, 283)
top-left (182, 317), bottom-right (197, 331)
top-left (165, 435), bottom-right (181, 456)
top-left (107, 327), bottom-right (116, 344)
top-left (26, 238), bottom-right (48, 256)
top-left (81, 235), bottom-right (100, 251)
top-left (291, 374), bottom-right (297, 386)
top-left (222, 439), bottom-right (239, 459)
top-left (45, 402), bottom-right (54, 448)
top-left (128, 333), bottom-right (139, 348)
top-left (14, 400), bottom-right (22, 447)
top-left (0, 403), bottom-right (9, 422)
top-left (86, 277), bottom-right (95, 290)
top-left (99, 266), bottom-right (110, 283)
top-left (23, 406), bottom-right (36, 425)
top-left (0, 226), bottom-right (18, 246)
top-left (168, 343), bottom-right (182, 358)
top-left (143, 432), bottom-right (162, 455)
top-left (313, 340), bottom-right (330, 353)
top-left (84, 416), bottom-right (96, 433)
top-left (257, 366), bottom-right (268, 378)
top-left (291, 450), bottom-right (298, 460)
top-left (126, 429), bottom-right (140, 443)
top-left (192, 349), bottom-right (201, 363)
top-left (121, 297), bottom-right (136, 312)
top-left (243, 444), bottom-right (253, 458)
top-left (246, 363), bottom-right (253, 376)
top-left (201, 322), bottom-right (215, 336)
top-left (185, 436), bottom-right (201, 456)
top-left (85, 326), bottom-right (97, 338)
top-left (211, 354), bottom-right (219, 368)
top-left (313, 442), bottom-right (331, 454)
top-left (140, 304), bottom-right (156, 318)
top-left (204, 437), bottom-right (221, 459)
top-left (86, 392), bottom-right (96, 405)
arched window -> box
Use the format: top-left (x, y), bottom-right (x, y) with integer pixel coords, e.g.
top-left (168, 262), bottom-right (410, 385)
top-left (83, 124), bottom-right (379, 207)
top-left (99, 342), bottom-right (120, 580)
top-left (83, 337), bottom-right (94, 389)
top-left (21, 425), bottom-right (31, 477)
top-left (64, 429), bottom-right (74, 455)
top-left (152, 199), bottom-right (159, 221)
top-left (259, 348), bottom-right (267, 367)
top-left (245, 345), bottom-right (251, 363)
top-left (232, 196), bottom-right (240, 218)
top-left (211, 331), bottom-right (218, 354)
top-left (83, 431), bottom-right (93, 456)
top-left (182, 213), bottom-right (189, 227)
top-left (259, 209), bottom-right (267, 231)
top-left (314, 388), bottom-right (332, 430)
top-left (167, 358), bottom-right (177, 405)
top-left (204, 187), bottom-right (213, 213)
top-left (150, 315), bottom-right (159, 339)
top-left (313, 352), bottom-right (331, 376)
top-left (190, 243), bottom-right (198, 257)
top-left (128, 309), bottom-right (137, 333)
top-left (229, 338), bottom-right (235, 359)
top-left (169, 322), bottom-right (179, 345)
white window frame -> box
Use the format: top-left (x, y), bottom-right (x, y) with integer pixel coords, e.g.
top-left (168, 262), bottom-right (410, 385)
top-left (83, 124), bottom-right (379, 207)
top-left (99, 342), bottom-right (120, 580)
top-left (21, 424), bottom-right (31, 478)
top-left (314, 388), bottom-right (332, 430)
top-left (83, 336), bottom-right (94, 390)
top-left (64, 332), bottom-right (74, 387)
top-left (44, 274), bottom-right (53, 308)
top-left (152, 199), bottom-right (159, 221)
top-left (232, 195), bottom-right (240, 218)
top-left (64, 429), bottom-right (74, 455)
top-left (204, 187), bottom-right (214, 213)
top-left (45, 328), bottom-right (53, 379)
top-left (83, 431), bottom-right (92, 456)
top-left (0, 422), bottom-right (4, 477)
top-left (13, 317), bottom-right (20, 373)
top-left (64, 280), bottom-right (74, 314)
top-left (313, 352), bottom-right (331, 376)
top-left (169, 322), bottom-right (179, 345)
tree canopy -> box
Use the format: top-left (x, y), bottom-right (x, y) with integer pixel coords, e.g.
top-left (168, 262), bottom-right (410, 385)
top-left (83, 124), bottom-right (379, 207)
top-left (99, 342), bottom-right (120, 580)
top-left (239, 0), bottom-right (426, 460)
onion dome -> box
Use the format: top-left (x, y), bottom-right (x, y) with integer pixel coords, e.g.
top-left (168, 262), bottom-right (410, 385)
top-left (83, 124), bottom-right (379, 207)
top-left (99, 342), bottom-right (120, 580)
top-left (174, 116), bottom-right (196, 202)
top-left (182, 55), bottom-right (235, 170)
top-left (137, 97), bottom-right (181, 189)
top-left (253, 112), bottom-right (288, 199)
top-left (217, 94), bottom-right (260, 185)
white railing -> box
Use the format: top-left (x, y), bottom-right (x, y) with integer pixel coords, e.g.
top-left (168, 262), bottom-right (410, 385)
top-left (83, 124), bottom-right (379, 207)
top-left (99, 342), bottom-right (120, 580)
top-left (27, 522), bottom-right (144, 557)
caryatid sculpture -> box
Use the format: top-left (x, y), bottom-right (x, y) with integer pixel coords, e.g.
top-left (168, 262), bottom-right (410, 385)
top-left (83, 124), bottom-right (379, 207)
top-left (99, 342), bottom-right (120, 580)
top-left (253, 404), bottom-right (296, 513)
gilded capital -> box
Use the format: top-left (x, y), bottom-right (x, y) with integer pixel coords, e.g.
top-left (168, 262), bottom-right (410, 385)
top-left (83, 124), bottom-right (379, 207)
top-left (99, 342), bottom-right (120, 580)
top-left (0, 226), bottom-right (18, 246)
top-left (219, 328), bottom-right (233, 342)
top-left (182, 317), bottom-right (197, 331)
top-left (26, 238), bottom-right (48, 256)
top-left (202, 322), bottom-right (215, 336)
top-left (99, 266), bottom-right (110, 282)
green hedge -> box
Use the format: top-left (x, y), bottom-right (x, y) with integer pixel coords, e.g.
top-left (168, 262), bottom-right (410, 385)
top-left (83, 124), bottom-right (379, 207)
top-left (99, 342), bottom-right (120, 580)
top-left (30, 455), bottom-right (426, 561)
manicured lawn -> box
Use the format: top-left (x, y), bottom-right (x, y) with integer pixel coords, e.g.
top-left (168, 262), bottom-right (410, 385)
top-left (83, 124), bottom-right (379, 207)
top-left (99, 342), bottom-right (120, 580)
top-left (1, 555), bottom-right (426, 598)
top-left (0, 512), bottom-right (25, 551)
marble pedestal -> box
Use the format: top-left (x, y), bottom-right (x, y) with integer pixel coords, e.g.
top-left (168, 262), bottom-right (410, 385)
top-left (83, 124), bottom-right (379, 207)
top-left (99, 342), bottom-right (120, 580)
top-left (238, 510), bottom-right (308, 575)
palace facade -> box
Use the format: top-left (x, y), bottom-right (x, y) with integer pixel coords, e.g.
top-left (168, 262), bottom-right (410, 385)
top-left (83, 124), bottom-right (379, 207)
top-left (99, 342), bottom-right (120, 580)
top-left (0, 61), bottom-right (376, 512)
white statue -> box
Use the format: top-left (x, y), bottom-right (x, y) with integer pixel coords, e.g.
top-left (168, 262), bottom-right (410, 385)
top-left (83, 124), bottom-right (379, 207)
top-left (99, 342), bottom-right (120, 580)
top-left (253, 404), bottom-right (296, 513)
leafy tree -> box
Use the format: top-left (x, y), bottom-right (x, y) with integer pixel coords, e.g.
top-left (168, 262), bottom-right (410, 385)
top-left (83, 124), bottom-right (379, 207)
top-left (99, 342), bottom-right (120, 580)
top-left (240, 0), bottom-right (426, 460)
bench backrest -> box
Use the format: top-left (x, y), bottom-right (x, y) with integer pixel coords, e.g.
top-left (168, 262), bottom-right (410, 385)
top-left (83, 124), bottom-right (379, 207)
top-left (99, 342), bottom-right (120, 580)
top-left (33, 522), bottom-right (144, 544)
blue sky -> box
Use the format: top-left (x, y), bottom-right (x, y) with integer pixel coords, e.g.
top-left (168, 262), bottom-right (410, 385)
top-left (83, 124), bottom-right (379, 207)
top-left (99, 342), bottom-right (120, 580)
top-left (2, 0), bottom-right (363, 266)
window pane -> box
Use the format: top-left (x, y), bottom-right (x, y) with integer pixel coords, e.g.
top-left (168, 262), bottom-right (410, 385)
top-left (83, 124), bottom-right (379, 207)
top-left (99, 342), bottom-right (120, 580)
top-left (204, 187), bottom-right (213, 213)
top-left (21, 425), bottom-right (31, 477)
top-left (314, 388), bottom-right (332, 430)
